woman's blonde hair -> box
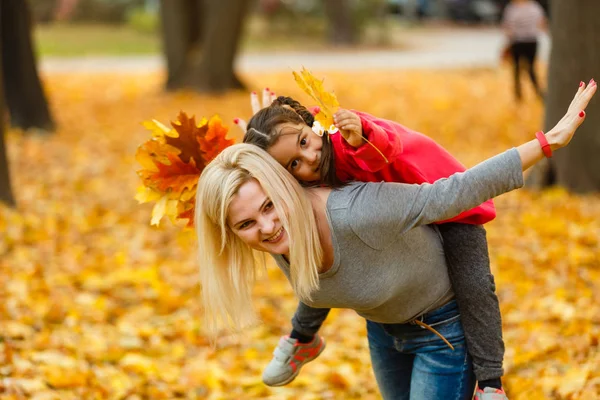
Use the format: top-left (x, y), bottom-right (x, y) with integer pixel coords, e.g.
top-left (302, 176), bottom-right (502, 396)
top-left (195, 143), bottom-right (323, 334)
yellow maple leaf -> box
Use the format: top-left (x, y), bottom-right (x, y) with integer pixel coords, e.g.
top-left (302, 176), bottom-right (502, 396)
top-left (293, 67), bottom-right (339, 130)
top-left (151, 195), bottom-right (169, 226)
top-left (134, 186), bottom-right (161, 204)
top-left (136, 140), bottom-right (181, 171)
top-left (293, 68), bottom-right (388, 163)
top-left (142, 119), bottom-right (178, 138)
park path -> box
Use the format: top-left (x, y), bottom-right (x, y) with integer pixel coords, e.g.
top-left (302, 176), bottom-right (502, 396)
top-left (40, 26), bottom-right (550, 74)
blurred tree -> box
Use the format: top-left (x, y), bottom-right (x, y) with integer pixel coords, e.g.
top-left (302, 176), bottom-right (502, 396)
top-left (31, 0), bottom-right (143, 24)
top-left (30, 0), bottom-right (58, 23)
top-left (526, 0), bottom-right (600, 192)
top-left (0, 7), bottom-right (15, 206)
top-left (1, 0), bottom-right (55, 132)
top-left (159, 0), bottom-right (249, 92)
top-left (323, 0), bottom-right (358, 45)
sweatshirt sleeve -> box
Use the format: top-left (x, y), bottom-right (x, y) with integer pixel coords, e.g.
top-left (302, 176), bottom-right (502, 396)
top-left (335, 111), bottom-right (403, 173)
top-left (347, 149), bottom-right (523, 244)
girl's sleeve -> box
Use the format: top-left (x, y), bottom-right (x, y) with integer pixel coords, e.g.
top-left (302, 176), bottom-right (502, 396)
top-left (348, 149), bottom-right (523, 242)
top-left (336, 111), bottom-right (403, 173)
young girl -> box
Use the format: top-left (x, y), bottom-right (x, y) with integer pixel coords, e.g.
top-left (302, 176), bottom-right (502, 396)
top-left (244, 96), bottom-right (507, 398)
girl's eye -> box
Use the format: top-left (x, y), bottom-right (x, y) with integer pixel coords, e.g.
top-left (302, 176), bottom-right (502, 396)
top-left (290, 160), bottom-right (299, 169)
top-left (264, 201), bottom-right (274, 211)
top-left (300, 137), bottom-right (307, 146)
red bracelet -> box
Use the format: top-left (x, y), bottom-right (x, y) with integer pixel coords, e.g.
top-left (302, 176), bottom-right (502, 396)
top-left (535, 131), bottom-right (553, 158)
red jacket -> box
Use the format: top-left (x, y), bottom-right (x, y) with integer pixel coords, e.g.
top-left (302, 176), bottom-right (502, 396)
top-left (329, 110), bottom-right (496, 225)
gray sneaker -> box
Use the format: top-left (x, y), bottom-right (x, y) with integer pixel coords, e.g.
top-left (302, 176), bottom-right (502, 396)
top-left (262, 335), bottom-right (326, 386)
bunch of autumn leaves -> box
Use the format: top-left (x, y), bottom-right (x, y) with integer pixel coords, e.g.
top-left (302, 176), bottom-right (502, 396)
top-left (135, 113), bottom-right (234, 227)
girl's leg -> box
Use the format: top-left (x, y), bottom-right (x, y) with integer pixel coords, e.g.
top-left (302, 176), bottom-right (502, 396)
top-left (262, 303), bottom-right (330, 386)
top-left (291, 302), bottom-right (330, 338)
top-left (366, 320), bottom-right (413, 400)
top-left (436, 223), bottom-right (504, 385)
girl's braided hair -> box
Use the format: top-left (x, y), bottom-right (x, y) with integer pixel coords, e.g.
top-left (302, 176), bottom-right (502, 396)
top-left (272, 96), bottom-right (315, 127)
top-left (243, 96), bottom-right (342, 187)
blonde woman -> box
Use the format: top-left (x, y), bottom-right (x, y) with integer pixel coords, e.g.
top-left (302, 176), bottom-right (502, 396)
top-left (195, 82), bottom-right (595, 399)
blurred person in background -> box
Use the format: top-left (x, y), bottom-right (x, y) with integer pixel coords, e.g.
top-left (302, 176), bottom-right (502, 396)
top-left (502, 0), bottom-right (547, 101)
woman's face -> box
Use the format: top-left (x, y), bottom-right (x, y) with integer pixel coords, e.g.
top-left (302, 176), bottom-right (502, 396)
top-left (267, 123), bottom-right (323, 183)
top-left (227, 178), bottom-right (289, 255)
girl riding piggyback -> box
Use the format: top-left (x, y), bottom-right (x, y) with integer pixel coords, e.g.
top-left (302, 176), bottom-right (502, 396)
top-left (243, 96), bottom-right (507, 399)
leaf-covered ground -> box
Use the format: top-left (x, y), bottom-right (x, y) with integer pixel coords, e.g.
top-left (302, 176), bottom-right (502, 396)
top-left (1, 69), bottom-right (599, 399)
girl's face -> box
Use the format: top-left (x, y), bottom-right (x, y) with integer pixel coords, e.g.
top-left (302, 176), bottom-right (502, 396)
top-left (267, 123), bottom-right (323, 183)
top-left (227, 178), bottom-right (289, 256)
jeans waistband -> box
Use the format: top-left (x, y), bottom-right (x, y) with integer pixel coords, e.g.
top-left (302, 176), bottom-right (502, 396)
top-left (381, 300), bottom-right (459, 349)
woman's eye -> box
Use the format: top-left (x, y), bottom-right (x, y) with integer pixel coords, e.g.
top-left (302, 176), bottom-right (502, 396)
top-left (264, 201), bottom-right (274, 211)
top-left (300, 138), bottom-right (307, 146)
top-left (290, 160), bottom-right (299, 169)
top-left (239, 221), bottom-right (252, 229)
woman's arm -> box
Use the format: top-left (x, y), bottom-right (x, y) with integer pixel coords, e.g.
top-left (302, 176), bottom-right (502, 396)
top-left (349, 149), bottom-right (523, 237)
top-left (501, 4), bottom-right (513, 40)
top-left (536, 1), bottom-right (549, 33)
top-left (348, 82), bottom-right (596, 235)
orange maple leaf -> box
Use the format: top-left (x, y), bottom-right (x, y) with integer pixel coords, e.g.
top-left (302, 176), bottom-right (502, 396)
top-left (164, 112), bottom-right (207, 168)
top-left (178, 206), bottom-right (195, 227)
top-left (164, 112), bottom-right (233, 171)
top-left (151, 154), bottom-right (201, 194)
top-left (199, 116), bottom-right (234, 163)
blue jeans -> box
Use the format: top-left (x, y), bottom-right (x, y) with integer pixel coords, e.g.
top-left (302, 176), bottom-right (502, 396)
top-left (367, 300), bottom-right (476, 400)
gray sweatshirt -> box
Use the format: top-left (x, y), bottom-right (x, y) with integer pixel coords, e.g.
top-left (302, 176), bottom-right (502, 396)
top-left (273, 149), bottom-right (524, 324)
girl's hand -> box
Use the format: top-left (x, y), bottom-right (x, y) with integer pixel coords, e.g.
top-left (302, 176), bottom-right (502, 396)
top-left (334, 109), bottom-right (363, 148)
top-left (546, 80), bottom-right (597, 150)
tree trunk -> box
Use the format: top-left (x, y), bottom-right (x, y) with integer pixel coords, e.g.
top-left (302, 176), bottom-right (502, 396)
top-left (525, 0), bottom-right (600, 193)
top-left (160, 0), bottom-right (248, 93)
top-left (323, 0), bottom-right (358, 46)
top-left (159, 0), bottom-right (203, 90)
top-left (194, 0), bottom-right (247, 91)
top-left (0, 3), bottom-right (16, 207)
top-left (1, 0), bottom-right (55, 132)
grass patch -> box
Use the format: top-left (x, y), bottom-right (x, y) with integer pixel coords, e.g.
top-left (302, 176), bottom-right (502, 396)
top-left (34, 17), bottom-right (412, 58)
top-left (34, 23), bottom-right (160, 57)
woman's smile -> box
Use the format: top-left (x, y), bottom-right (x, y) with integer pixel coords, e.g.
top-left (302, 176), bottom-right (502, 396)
top-left (264, 227), bottom-right (285, 243)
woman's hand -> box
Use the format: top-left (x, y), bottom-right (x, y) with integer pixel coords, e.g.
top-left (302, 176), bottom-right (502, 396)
top-left (546, 80), bottom-right (597, 150)
top-left (517, 80), bottom-right (596, 171)
top-left (334, 109), bottom-right (363, 148)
